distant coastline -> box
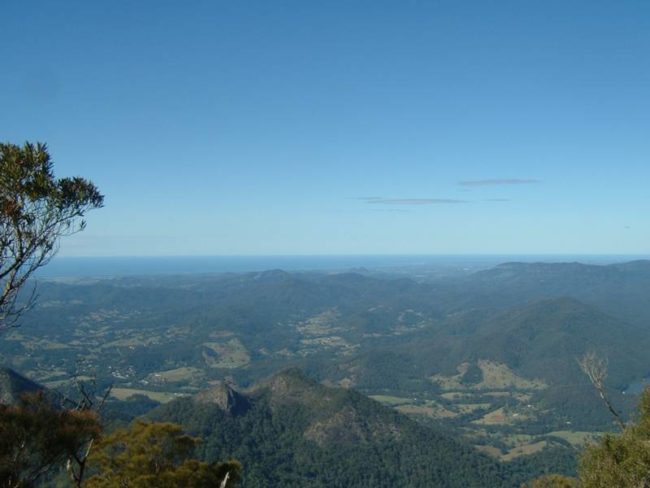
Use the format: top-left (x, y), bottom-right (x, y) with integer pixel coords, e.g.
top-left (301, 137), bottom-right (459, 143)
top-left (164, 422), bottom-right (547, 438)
top-left (35, 254), bottom-right (649, 279)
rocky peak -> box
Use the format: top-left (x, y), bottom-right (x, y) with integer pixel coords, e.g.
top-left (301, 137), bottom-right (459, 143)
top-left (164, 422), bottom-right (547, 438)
top-left (193, 381), bottom-right (249, 415)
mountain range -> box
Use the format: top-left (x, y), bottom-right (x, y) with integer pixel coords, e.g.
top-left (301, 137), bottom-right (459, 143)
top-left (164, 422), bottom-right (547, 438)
top-left (3, 259), bottom-right (650, 480)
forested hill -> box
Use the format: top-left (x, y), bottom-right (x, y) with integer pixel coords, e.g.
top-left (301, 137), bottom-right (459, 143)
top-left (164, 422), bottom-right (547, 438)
top-left (0, 368), bottom-right (44, 404)
top-left (148, 368), bottom-right (511, 487)
top-left (327, 297), bottom-right (646, 429)
top-left (454, 260), bottom-right (650, 326)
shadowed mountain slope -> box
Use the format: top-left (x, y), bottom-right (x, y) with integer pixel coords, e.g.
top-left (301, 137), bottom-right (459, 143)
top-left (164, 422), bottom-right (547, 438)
top-left (0, 367), bottom-right (46, 405)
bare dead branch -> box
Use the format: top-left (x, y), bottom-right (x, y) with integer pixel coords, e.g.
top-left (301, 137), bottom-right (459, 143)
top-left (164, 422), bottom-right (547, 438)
top-left (578, 350), bottom-right (626, 431)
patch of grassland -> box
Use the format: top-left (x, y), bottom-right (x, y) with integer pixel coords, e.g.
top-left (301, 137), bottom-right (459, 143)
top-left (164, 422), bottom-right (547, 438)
top-left (148, 367), bottom-right (203, 383)
top-left (501, 433), bottom-right (535, 447)
top-left (430, 360), bottom-right (546, 391)
top-left (478, 360), bottom-right (546, 390)
top-left (202, 338), bottom-right (250, 368)
top-left (483, 391), bottom-right (510, 397)
top-left (475, 445), bottom-right (502, 458)
top-left (28, 369), bottom-right (69, 381)
top-left (396, 403), bottom-right (457, 419)
top-left (42, 375), bottom-right (94, 388)
top-left (440, 392), bottom-right (474, 401)
top-left (472, 406), bottom-right (533, 426)
top-left (455, 403), bottom-right (492, 414)
top-left (8, 334), bottom-right (71, 351)
top-left (338, 377), bottom-right (355, 388)
top-left (110, 388), bottom-right (184, 403)
top-left (208, 329), bottom-right (235, 338)
top-left (547, 430), bottom-right (602, 446)
top-left (296, 308), bottom-right (341, 336)
top-left (476, 439), bottom-right (548, 461)
top-left (300, 336), bottom-right (351, 348)
top-left (277, 348), bottom-right (295, 357)
top-left (501, 441), bottom-right (548, 461)
top-left (166, 325), bottom-right (192, 338)
top-left (473, 407), bottom-right (508, 425)
top-left (100, 335), bottom-right (159, 349)
top-left (369, 395), bottom-right (412, 406)
top-left (371, 395), bottom-right (457, 418)
top-left (41, 340), bottom-right (71, 350)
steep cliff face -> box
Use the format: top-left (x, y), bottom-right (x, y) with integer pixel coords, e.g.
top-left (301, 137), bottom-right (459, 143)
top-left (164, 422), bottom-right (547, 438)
top-left (193, 380), bottom-right (250, 415)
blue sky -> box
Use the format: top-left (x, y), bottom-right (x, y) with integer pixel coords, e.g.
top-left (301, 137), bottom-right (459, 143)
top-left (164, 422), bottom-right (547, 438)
top-left (1, 0), bottom-right (649, 256)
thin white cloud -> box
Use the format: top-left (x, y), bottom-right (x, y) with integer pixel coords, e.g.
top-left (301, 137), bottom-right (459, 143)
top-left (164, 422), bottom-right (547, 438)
top-left (361, 197), bottom-right (467, 205)
top-left (459, 178), bottom-right (540, 186)
top-left (371, 208), bottom-right (411, 213)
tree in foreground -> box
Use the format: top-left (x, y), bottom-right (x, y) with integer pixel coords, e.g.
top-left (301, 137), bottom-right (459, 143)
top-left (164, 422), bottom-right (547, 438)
top-left (0, 392), bottom-right (101, 488)
top-left (0, 142), bottom-right (103, 329)
top-left (85, 420), bottom-right (241, 487)
top-left (525, 388), bottom-right (650, 487)
top-left (579, 387), bottom-right (650, 487)
top-left (0, 143), bottom-right (241, 486)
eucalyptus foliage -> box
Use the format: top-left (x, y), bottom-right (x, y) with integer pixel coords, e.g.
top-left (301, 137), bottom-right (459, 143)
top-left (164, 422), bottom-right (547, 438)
top-left (0, 142), bottom-right (103, 328)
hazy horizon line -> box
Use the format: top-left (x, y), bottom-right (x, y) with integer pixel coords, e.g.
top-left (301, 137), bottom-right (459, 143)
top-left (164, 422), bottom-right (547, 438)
top-left (53, 253), bottom-right (650, 259)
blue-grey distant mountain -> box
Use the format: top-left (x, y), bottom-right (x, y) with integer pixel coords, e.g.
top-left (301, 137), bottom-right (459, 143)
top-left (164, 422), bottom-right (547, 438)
top-left (458, 260), bottom-right (650, 326)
